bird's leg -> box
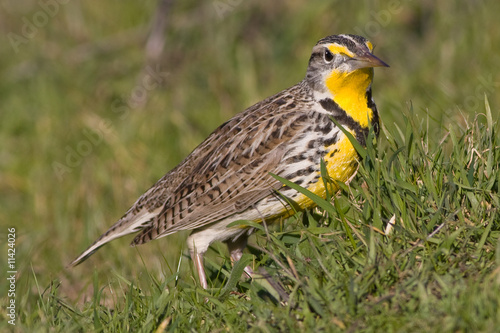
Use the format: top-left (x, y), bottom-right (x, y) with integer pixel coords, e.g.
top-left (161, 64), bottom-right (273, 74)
top-left (190, 249), bottom-right (208, 289)
top-left (226, 236), bottom-right (289, 301)
top-left (226, 236), bottom-right (253, 279)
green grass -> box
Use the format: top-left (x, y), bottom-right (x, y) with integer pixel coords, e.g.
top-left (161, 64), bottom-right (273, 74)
top-left (1, 0), bottom-right (500, 332)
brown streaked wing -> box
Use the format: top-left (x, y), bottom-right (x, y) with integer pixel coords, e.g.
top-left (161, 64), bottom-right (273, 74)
top-left (131, 85), bottom-right (313, 245)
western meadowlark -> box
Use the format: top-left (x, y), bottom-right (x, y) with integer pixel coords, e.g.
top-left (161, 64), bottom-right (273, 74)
top-left (70, 34), bottom-right (388, 289)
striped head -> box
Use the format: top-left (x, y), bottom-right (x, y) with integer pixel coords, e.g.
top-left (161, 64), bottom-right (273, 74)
top-left (305, 34), bottom-right (388, 97)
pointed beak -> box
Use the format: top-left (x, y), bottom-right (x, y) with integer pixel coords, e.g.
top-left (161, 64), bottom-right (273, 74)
top-left (353, 51), bottom-right (389, 69)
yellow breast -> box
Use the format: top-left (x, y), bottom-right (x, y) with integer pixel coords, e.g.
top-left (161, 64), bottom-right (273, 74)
top-left (296, 134), bottom-right (359, 209)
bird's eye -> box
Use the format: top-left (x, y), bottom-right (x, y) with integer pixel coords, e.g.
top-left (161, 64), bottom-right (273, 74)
top-left (324, 49), bottom-right (334, 62)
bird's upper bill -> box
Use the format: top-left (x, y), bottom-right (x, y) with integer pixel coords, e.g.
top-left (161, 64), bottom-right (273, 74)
top-left (349, 50), bottom-right (389, 69)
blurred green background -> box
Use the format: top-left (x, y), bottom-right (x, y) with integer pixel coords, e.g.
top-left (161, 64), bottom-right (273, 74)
top-left (1, 0), bottom-right (498, 304)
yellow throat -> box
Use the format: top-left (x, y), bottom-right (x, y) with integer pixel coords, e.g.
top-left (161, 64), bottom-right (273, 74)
top-left (325, 67), bottom-right (374, 127)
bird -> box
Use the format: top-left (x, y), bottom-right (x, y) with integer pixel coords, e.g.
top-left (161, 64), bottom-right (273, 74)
top-left (69, 34), bottom-right (388, 289)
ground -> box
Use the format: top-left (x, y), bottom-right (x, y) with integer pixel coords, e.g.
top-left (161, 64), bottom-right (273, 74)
top-left (1, 1), bottom-right (499, 331)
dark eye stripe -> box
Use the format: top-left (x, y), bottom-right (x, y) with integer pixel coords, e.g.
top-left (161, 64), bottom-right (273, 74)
top-left (308, 51), bottom-right (324, 65)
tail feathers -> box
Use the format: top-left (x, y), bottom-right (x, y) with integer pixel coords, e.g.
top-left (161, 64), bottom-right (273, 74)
top-left (68, 240), bottom-right (107, 267)
top-left (68, 210), bottom-right (159, 267)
